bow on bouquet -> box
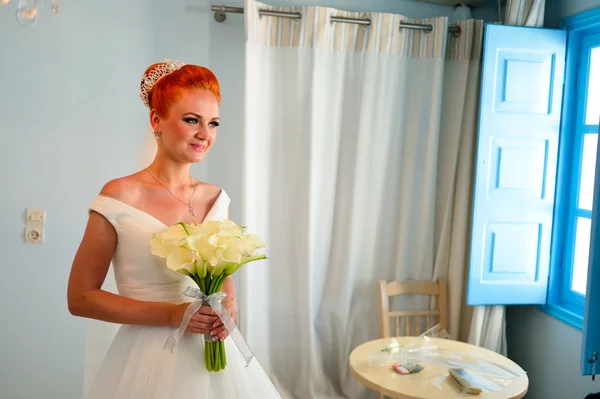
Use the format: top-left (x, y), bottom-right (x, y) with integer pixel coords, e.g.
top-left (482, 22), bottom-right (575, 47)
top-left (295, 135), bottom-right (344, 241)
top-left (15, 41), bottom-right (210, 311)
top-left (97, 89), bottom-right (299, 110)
top-left (149, 220), bottom-right (266, 372)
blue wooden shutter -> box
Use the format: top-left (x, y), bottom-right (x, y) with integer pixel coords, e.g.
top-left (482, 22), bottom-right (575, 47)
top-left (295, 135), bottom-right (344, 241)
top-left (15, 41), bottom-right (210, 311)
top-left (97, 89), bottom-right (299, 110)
top-left (582, 125), bottom-right (600, 376)
top-left (467, 25), bottom-right (566, 305)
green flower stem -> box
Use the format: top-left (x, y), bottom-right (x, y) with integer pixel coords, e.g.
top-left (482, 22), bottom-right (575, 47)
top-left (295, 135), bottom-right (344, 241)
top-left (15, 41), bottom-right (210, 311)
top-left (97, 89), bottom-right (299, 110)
top-left (204, 275), bottom-right (211, 294)
top-left (199, 277), bottom-right (206, 294)
top-left (214, 343), bottom-right (218, 371)
top-left (200, 272), bottom-right (233, 372)
top-left (208, 275), bottom-right (217, 294)
top-left (205, 341), bottom-right (211, 372)
top-left (178, 222), bottom-right (191, 236)
top-left (220, 340), bottom-right (226, 368)
top-left (215, 340), bottom-right (221, 370)
top-left (209, 342), bottom-right (214, 372)
top-left (217, 274), bottom-right (227, 292)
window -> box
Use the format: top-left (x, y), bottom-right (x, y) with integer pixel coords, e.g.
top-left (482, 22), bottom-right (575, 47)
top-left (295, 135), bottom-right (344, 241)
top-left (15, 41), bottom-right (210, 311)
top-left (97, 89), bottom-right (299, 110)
top-left (466, 9), bottom-right (600, 377)
top-left (544, 28), bottom-right (600, 330)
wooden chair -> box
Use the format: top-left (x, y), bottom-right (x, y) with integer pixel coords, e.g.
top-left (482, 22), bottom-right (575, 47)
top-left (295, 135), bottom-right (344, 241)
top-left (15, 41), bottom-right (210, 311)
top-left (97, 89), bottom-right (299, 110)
top-left (376, 279), bottom-right (448, 399)
top-left (377, 279), bottom-right (448, 338)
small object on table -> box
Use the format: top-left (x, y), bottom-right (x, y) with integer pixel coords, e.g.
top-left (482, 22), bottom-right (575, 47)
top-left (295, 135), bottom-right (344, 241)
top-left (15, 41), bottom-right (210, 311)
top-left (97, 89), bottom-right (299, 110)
top-left (392, 363), bottom-right (424, 375)
top-left (448, 368), bottom-right (483, 395)
top-left (381, 339), bottom-right (402, 353)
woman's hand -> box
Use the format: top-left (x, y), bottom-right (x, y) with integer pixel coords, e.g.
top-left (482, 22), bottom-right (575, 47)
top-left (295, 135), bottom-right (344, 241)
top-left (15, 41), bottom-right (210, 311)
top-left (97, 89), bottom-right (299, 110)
top-left (172, 303), bottom-right (219, 335)
top-left (211, 299), bottom-right (237, 341)
top-left (170, 276), bottom-right (238, 340)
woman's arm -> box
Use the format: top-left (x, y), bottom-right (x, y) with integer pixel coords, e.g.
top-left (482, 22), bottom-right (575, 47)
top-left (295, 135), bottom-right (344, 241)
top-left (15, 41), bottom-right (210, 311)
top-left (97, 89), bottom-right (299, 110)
top-left (68, 210), bottom-right (222, 336)
top-left (67, 211), bottom-right (184, 327)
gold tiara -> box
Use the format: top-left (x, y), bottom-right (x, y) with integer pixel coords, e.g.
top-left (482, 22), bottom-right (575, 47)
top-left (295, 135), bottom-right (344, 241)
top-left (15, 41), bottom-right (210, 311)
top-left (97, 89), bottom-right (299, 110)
top-left (140, 58), bottom-right (186, 108)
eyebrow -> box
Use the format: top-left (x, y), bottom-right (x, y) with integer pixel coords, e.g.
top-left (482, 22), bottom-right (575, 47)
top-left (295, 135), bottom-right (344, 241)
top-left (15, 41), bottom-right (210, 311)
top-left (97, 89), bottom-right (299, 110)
top-left (184, 112), bottom-right (220, 120)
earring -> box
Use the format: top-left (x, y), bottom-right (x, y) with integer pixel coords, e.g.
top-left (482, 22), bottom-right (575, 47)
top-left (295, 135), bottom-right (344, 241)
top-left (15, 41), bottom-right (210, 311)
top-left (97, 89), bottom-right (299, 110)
top-left (154, 131), bottom-right (161, 139)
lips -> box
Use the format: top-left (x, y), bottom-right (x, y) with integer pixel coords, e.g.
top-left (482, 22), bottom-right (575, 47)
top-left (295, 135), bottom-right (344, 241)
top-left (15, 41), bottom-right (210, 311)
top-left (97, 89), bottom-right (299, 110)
top-left (190, 143), bottom-right (206, 152)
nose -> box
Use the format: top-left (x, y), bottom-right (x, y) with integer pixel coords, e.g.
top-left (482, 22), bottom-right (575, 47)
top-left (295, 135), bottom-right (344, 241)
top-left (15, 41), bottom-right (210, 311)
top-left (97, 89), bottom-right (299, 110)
top-left (195, 124), bottom-right (210, 141)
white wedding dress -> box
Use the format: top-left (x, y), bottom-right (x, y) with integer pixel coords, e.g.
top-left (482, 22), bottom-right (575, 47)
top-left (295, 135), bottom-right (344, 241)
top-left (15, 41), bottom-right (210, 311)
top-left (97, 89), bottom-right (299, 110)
top-left (85, 190), bottom-right (281, 399)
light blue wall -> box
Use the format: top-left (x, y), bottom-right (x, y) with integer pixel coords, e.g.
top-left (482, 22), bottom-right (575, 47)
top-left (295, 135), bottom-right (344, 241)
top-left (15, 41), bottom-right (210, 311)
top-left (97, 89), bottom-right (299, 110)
top-left (0, 0), bottom-right (206, 398)
top-left (507, 307), bottom-right (599, 399)
top-left (0, 0), bottom-right (498, 397)
top-left (0, 1), bottom-right (156, 398)
top-left (504, 2), bottom-right (600, 399)
top-left (545, 0), bottom-right (600, 28)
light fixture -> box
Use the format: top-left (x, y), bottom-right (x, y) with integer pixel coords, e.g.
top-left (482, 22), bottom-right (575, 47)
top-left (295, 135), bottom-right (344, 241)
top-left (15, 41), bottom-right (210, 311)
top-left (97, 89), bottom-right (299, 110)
top-left (1, 0), bottom-right (58, 26)
top-left (452, 3), bottom-right (472, 22)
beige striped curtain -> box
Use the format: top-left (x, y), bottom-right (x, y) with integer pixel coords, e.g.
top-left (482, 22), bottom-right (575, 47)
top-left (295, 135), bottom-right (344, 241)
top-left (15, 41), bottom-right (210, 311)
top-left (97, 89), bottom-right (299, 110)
top-left (433, 19), bottom-right (489, 348)
top-left (245, 0), bottom-right (449, 57)
top-left (436, 20), bottom-right (508, 357)
top-left (505, 0), bottom-right (545, 27)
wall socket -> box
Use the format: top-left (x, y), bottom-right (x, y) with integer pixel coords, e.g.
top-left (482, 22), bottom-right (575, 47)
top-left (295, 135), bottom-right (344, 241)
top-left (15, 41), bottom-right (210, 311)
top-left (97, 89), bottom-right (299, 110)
top-left (25, 226), bottom-right (44, 244)
top-left (25, 208), bottom-right (46, 244)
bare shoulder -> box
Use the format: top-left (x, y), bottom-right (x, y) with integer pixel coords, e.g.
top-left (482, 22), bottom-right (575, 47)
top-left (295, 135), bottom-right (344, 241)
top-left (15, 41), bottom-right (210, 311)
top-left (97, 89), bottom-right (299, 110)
top-left (99, 173), bottom-right (144, 204)
top-left (195, 181), bottom-right (222, 200)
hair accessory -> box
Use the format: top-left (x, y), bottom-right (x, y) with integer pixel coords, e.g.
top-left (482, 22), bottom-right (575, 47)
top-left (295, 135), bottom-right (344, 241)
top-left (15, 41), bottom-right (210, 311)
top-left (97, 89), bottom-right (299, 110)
top-left (140, 59), bottom-right (186, 108)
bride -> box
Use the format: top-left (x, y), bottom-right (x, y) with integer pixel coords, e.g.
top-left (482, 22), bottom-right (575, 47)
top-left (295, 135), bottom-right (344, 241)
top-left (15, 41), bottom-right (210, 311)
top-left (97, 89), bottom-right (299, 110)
top-left (67, 59), bottom-right (281, 398)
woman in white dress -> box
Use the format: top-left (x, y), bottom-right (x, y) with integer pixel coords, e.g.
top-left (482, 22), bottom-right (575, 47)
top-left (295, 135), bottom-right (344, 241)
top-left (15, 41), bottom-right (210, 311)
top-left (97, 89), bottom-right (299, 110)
top-left (67, 59), bottom-right (281, 398)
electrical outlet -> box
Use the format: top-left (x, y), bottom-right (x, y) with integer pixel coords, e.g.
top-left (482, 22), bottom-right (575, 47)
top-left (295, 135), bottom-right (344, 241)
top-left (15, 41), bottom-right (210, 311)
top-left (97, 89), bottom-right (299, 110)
top-left (25, 227), bottom-right (44, 244)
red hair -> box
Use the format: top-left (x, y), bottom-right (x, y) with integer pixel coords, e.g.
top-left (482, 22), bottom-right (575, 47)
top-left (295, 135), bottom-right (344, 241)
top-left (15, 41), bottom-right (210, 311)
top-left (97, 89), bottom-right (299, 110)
top-left (142, 63), bottom-right (221, 117)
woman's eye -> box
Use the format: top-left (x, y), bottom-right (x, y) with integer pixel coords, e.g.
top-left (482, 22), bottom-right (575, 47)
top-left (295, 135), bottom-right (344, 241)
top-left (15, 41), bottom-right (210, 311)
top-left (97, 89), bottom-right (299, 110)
top-left (184, 118), bottom-right (199, 124)
top-left (210, 122), bottom-right (220, 128)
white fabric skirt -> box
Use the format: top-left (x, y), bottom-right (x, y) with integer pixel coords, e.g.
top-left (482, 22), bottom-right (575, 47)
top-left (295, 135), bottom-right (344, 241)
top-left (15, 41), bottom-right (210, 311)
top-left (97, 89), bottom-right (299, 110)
top-left (86, 324), bottom-right (281, 399)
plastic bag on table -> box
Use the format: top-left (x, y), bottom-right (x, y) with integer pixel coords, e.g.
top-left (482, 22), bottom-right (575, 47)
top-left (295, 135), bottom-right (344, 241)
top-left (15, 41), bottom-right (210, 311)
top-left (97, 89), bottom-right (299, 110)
top-left (447, 368), bottom-right (505, 395)
top-left (368, 325), bottom-right (451, 367)
top-left (400, 324), bottom-right (453, 357)
top-left (368, 325), bottom-right (525, 394)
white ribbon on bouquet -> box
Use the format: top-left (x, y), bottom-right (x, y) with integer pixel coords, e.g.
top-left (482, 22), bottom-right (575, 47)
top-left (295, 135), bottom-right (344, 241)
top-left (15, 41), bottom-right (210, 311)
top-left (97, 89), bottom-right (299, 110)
top-left (163, 286), bottom-right (255, 367)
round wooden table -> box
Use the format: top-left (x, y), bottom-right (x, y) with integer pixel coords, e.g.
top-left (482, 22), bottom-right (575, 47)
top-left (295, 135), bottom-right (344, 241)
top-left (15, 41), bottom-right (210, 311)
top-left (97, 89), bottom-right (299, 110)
top-left (349, 337), bottom-right (528, 399)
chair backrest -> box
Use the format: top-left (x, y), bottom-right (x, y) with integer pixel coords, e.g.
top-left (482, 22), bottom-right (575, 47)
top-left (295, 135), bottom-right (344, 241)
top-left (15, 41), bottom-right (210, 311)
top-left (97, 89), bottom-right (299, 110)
top-left (377, 279), bottom-right (448, 338)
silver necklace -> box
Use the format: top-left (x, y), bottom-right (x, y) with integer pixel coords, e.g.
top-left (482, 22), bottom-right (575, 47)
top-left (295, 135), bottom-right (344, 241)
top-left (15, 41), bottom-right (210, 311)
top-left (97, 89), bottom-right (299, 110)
top-left (146, 167), bottom-right (197, 217)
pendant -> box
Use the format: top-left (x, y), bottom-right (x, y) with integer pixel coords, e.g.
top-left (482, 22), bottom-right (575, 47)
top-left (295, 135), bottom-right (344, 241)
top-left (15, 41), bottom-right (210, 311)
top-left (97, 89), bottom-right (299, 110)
top-left (189, 205), bottom-right (196, 217)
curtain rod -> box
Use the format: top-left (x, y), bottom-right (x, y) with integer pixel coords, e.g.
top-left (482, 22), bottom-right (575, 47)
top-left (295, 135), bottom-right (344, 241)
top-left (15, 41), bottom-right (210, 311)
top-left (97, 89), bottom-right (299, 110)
top-left (211, 5), bottom-right (461, 35)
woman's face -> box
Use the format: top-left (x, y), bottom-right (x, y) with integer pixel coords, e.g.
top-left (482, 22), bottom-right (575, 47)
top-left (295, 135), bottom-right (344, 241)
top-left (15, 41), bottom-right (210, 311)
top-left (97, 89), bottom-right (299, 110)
top-left (152, 88), bottom-right (220, 164)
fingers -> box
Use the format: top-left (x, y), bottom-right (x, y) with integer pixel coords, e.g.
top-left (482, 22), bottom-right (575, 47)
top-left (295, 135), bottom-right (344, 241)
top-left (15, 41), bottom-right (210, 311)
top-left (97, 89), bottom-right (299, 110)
top-left (186, 320), bottom-right (227, 340)
top-left (186, 320), bottom-right (212, 334)
top-left (184, 304), bottom-right (237, 340)
top-left (211, 306), bottom-right (237, 340)
top-left (211, 325), bottom-right (229, 341)
top-left (186, 312), bottom-right (218, 335)
top-left (197, 306), bottom-right (216, 316)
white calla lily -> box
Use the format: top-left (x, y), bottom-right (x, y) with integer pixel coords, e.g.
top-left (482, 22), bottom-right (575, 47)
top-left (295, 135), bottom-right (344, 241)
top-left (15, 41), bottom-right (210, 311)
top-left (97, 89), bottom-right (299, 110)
top-left (166, 247), bottom-right (196, 274)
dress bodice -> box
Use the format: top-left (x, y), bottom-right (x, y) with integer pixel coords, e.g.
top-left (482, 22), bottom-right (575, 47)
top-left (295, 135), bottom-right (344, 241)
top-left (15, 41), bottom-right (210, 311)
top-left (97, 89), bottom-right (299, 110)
top-left (88, 190), bottom-right (231, 303)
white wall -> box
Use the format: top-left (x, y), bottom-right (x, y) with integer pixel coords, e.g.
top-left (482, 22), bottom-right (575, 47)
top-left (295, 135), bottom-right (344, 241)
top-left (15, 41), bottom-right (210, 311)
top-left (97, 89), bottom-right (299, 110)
top-left (503, 2), bottom-right (600, 399)
top-left (0, 0), bottom-right (498, 397)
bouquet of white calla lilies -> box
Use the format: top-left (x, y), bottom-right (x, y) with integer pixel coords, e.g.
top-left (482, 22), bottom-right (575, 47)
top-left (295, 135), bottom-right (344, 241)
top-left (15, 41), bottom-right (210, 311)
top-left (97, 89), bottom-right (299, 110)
top-left (149, 219), bottom-right (266, 372)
